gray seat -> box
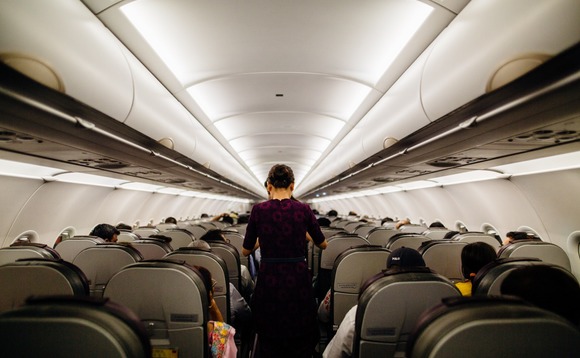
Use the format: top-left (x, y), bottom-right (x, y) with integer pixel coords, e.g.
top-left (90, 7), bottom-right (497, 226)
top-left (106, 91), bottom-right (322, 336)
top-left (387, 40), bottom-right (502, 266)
top-left (222, 231), bottom-right (248, 268)
top-left (498, 240), bottom-right (571, 271)
top-left (157, 229), bottom-right (195, 249)
top-left (104, 260), bottom-right (209, 358)
top-left (385, 234), bottom-right (430, 251)
top-left (422, 228), bottom-right (450, 240)
top-left (208, 242), bottom-right (242, 291)
top-left (72, 244), bottom-right (143, 297)
top-left (471, 257), bottom-right (573, 296)
top-left (399, 225), bottom-right (427, 234)
top-left (186, 224), bottom-right (208, 240)
top-left (452, 232), bottom-right (501, 251)
top-left (132, 227), bottom-right (160, 237)
top-left (0, 296), bottom-right (151, 358)
top-left (365, 228), bottom-right (400, 247)
top-left (354, 269), bottom-right (460, 358)
top-left (54, 235), bottom-right (105, 262)
top-left (131, 239), bottom-right (173, 260)
top-left (353, 224), bottom-right (378, 238)
top-left (418, 241), bottom-right (467, 281)
top-left (331, 246), bottom-right (391, 331)
top-left (156, 223), bottom-right (178, 231)
top-left (164, 247), bottom-right (231, 323)
top-left (0, 258), bottom-right (89, 313)
top-left (344, 221), bottom-right (366, 233)
top-left (117, 231), bottom-right (140, 242)
top-left (0, 243), bottom-right (60, 265)
top-left (407, 296), bottom-right (580, 358)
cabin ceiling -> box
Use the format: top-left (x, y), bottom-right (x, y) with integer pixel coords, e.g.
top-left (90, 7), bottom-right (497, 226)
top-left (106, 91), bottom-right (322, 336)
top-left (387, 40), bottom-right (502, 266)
top-left (1, 0), bottom-right (579, 201)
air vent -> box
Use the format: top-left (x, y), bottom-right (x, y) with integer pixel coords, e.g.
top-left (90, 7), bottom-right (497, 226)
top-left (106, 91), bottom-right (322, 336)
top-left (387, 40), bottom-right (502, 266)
top-left (507, 129), bottom-right (578, 144)
top-left (394, 169), bottom-right (432, 176)
top-left (0, 130), bottom-right (43, 144)
top-left (427, 156), bottom-right (487, 168)
top-left (373, 176), bottom-right (396, 183)
top-left (162, 178), bottom-right (187, 184)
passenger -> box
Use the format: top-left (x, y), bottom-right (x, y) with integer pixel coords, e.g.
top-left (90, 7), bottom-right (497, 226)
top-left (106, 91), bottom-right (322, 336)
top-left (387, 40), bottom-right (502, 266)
top-left (164, 216), bottom-right (177, 224)
top-left (443, 230), bottom-right (460, 239)
top-left (317, 217), bottom-right (332, 227)
top-left (242, 164), bottom-right (327, 358)
top-left (89, 223), bottom-right (119, 243)
top-left (148, 234), bottom-right (173, 244)
top-left (455, 242), bottom-right (497, 296)
top-left (323, 247), bottom-right (426, 358)
top-left (395, 217), bottom-right (411, 229)
top-left (211, 213), bottom-right (234, 225)
top-left (327, 209), bottom-right (338, 218)
top-left (502, 231), bottom-right (533, 246)
top-left (201, 229), bottom-right (255, 300)
top-left (115, 223), bottom-right (132, 231)
top-left (194, 265), bottom-right (237, 357)
top-left (429, 221), bottom-right (445, 228)
top-left (380, 216), bottom-right (394, 226)
top-left (501, 265), bottom-right (580, 325)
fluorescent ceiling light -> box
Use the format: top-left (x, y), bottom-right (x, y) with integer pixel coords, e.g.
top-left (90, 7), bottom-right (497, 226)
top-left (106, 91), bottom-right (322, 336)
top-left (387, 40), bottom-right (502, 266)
top-left (491, 151), bottom-right (580, 176)
top-left (0, 159), bottom-right (64, 179)
top-left (53, 173), bottom-right (127, 187)
top-left (118, 182), bottom-right (165, 192)
top-left (156, 187), bottom-right (185, 195)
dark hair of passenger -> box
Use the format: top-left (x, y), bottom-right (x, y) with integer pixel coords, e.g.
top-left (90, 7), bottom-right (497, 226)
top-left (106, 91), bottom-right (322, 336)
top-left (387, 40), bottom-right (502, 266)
top-left (116, 223), bottom-right (132, 231)
top-left (200, 213), bottom-right (209, 218)
top-left (237, 214), bottom-right (249, 224)
top-left (220, 214), bottom-right (234, 225)
top-left (327, 209), bottom-right (338, 217)
top-left (90, 223), bottom-right (120, 242)
top-left (501, 265), bottom-right (580, 325)
top-left (200, 229), bottom-right (225, 242)
top-left (193, 265), bottom-right (213, 303)
top-left (148, 234), bottom-right (172, 243)
top-left (460, 242), bottom-right (497, 280)
top-left (443, 231), bottom-right (460, 239)
top-left (165, 217), bottom-right (177, 224)
top-left (506, 231), bottom-right (530, 241)
top-left (381, 217), bottom-right (393, 225)
top-left (267, 164), bottom-right (294, 188)
top-left (429, 221), bottom-right (445, 228)
top-left (317, 217), bottom-right (331, 227)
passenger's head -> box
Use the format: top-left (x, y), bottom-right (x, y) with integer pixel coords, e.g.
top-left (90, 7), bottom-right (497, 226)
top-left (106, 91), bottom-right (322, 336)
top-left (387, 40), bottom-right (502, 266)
top-left (267, 164), bottom-right (295, 189)
top-left (443, 231), bottom-right (460, 240)
top-left (148, 234), bottom-right (172, 243)
top-left (116, 223), bottom-right (132, 231)
top-left (219, 214), bottom-right (234, 225)
top-left (200, 229), bottom-right (226, 242)
top-left (317, 217), bottom-right (331, 227)
top-left (90, 223), bottom-right (120, 242)
top-left (164, 217), bottom-right (177, 224)
top-left (395, 218), bottom-right (411, 229)
top-left (429, 221), bottom-right (445, 228)
top-left (386, 247), bottom-right (426, 271)
top-left (189, 239), bottom-right (211, 250)
top-left (327, 210), bottom-right (338, 217)
top-left (237, 214), bottom-right (249, 224)
top-left (460, 242), bottom-right (497, 280)
top-left (501, 265), bottom-right (580, 325)
top-left (381, 217), bottom-right (394, 225)
top-left (503, 231), bottom-right (530, 245)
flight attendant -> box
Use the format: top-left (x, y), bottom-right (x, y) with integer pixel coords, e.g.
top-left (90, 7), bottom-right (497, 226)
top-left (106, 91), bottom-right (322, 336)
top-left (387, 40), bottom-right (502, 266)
top-left (243, 164), bottom-right (327, 357)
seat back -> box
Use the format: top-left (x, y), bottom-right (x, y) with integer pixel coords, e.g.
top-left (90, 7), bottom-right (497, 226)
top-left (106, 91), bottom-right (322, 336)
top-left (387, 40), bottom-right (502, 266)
top-left (164, 248), bottom-right (231, 323)
top-left (354, 270), bottom-right (460, 358)
top-left (132, 239), bottom-right (173, 260)
top-left (0, 296), bottom-right (152, 358)
top-left (344, 221), bottom-right (365, 233)
top-left (222, 231), bottom-right (247, 268)
top-left (0, 243), bottom-right (60, 265)
top-left (187, 224), bottom-right (208, 240)
top-left (471, 257), bottom-right (565, 296)
top-left (54, 235), bottom-right (105, 262)
top-left (366, 228), bottom-right (400, 246)
top-left (452, 232), bottom-right (501, 251)
top-left (407, 297), bottom-right (580, 358)
top-left (208, 242), bottom-right (242, 290)
top-left (104, 260), bottom-right (208, 358)
top-left (419, 241), bottom-right (467, 281)
top-left (157, 229), bottom-right (195, 249)
top-left (498, 240), bottom-right (571, 271)
top-left (0, 258), bottom-right (89, 313)
top-left (422, 228), bottom-right (450, 240)
top-left (385, 234), bottom-right (430, 251)
top-left (156, 223), bottom-right (178, 231)
top-left (331, 246), bottom-right (391, 331)
top-left (399, 225), bottom-right (427, 234)
top-left (117, 231), bottom-right (140, 242)
top-left (353, 224), bottom-right (378, 238)
top-left (133, 227), bottom-right (160, 238)
top-left (72, 244), bottom-right (143, 297)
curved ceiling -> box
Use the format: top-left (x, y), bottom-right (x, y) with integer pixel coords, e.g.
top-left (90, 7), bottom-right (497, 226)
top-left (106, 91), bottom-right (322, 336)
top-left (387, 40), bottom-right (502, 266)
top-left (86, 0), bottom-right (461, 197)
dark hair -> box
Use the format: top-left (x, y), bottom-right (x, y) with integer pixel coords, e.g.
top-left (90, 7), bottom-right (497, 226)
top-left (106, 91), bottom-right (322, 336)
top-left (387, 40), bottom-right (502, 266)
top-left (461, 242), bottom-right (497, 280)
top-left (237, 214), bottom-right (249, 224)
top-left (200, 229), bottom-right (225, 242)
top-left (165, 217), bottom-right (177, 224)
top-left (381, 217), bottom-right (393, 225)
top-left (220, 214), bottom-right (234, 225)
top-left (506, 231), bottom-right (530, 241)
top-left (501, 266), bottom-right (580, 325)
top-left (443, 231), bottom-right (460, 240)
top-left (116, 223), bottom-right (132, 231)
top-left (429, 221), bottom-right (445, 228)
top-left (148, 234), bottom-right (172, 243)
top-left (267, 164), bottom-right (294, 189)
top-left (317, 217), bottom-right (331, 227)
top-left (193, 265), bottom-right (213, 303)
top-left (327, 210), bottom-right (338, 217)
top-left (90, 223), bottom-right (119, 242)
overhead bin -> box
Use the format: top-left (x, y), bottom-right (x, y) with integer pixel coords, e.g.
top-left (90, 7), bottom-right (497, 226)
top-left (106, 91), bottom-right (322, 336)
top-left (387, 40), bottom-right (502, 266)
top-left (0, 0), bottom-right (133, 121)
top-left (421, 0), bottom-right (580, 121)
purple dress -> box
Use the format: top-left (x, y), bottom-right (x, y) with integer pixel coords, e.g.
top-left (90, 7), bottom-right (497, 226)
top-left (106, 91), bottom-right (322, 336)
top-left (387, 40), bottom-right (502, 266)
top-left (243, 199), bottom-right (325, 357)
